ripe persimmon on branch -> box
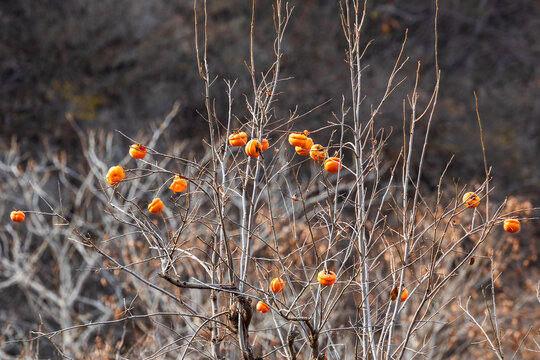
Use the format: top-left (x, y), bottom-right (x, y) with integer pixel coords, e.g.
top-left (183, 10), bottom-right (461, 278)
top-left (2, 1), bottom-right (538, 359)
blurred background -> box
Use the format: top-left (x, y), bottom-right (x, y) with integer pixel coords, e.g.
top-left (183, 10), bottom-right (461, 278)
top-left (1, 0), bottom-right (539, 358)
top-left (1, 0), bottom-right (539, 200)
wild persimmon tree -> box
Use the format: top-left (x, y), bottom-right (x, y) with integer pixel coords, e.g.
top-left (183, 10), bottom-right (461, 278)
top-left (2, 1), bottom-right (538, 359)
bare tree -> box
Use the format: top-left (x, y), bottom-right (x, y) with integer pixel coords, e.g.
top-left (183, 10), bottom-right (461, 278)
top-left (1, 1), bottom-right (537, 359)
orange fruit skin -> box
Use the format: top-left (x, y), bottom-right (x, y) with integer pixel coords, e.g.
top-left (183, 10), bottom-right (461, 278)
top-left (261, 139), bottom-right (269, 151)
top-left (129, 144), bottom-right (147, 159)
top-left (270, 278), bottom-right (285, 293)
top-left (10, 210), bottom-right (25, 223)
top-left (462, 192), bottom-right (480, 208)
top-left (324, 157), bottom-right (342, 173)
top-left (310, 144), bottom-right (326, 161)
top-left (317, 270), bottom-right (336, 286)
top-left (400, 288), bottom-right (409, 302)
top-left (148, 198), bottom-right (164, 214)
top-left (503, 219), bottom-right (520, 233)
top-left (169, 176), bottom-right (188, 193)
top-left (256, 301), bottom-right (270, 313)
top-left (106, 166), bottom-right (126, 185)
top-left (295, 138), bottom-right (314, 155)
top-left (303, 138), bottom-right (314, 150)
top-left (288, 133), bottom-right (308, 148)
top-left (391, 287), bottom-right (409, 302)
top-left (295, 146), bottom-right (309, 156)
top-left (245, 139), bottom-right (262, 158)
top-left (229, 132), bottom-right (248, 147)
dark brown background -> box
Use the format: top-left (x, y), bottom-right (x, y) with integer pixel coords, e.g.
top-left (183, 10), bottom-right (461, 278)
top-left (1, 0), bottom-right (539, 199)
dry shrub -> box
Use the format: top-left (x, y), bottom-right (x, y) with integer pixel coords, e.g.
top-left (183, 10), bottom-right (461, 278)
top-left (1, 1), bottom-right (538, 359)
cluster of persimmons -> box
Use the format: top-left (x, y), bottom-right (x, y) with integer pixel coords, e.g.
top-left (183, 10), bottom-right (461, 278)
top-left (9, 134), bottom-right (522, 313)
top-left (256, 271), bottom-right (338, 313)
top-left (287, 130), bottom-right (342, 173)
top-left (228, 129), bottom-right (343, 174)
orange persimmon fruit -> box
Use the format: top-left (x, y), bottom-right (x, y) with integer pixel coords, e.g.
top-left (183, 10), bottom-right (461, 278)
top-left (261, 139), bottom-right (269, 151)
top-left (228, 131), bottom-right (248, 147)
top-left (390, 287), bottom-right (409, 302)
top-left (270, 277), bottom-right (285, 293)
top-left (288, 132), bottom-right (308, 148)
top-left (317, 270), bottom-right (336, 286)
top-left (295, 137), bottom-right (314, 156)
top-left (129, 144), bottom-right (147, 159)
top-left (148, 198), bottom-right (164, 214)
top-left (310, 144), bottom-right (326, 161)
top-left (462, 192), bottom-right (480, 209)
top-left (503, 219), bottom-right (520, 233)
top-left (10, 210), bottom-right (25, 223)
top-left (256, 301), bottom-right (270, 313)
top-left (324, 157), bottom-right (342, 173)
top-left (245, 139), bottom-right (262, 158)
top-left (169, 175), bottom-right (187, 193)
top-left (106, 166), bottom-right (126, 186)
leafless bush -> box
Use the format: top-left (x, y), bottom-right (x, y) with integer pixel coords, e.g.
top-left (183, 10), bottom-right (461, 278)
top-left (1, 1), bottom-right (538, 359)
